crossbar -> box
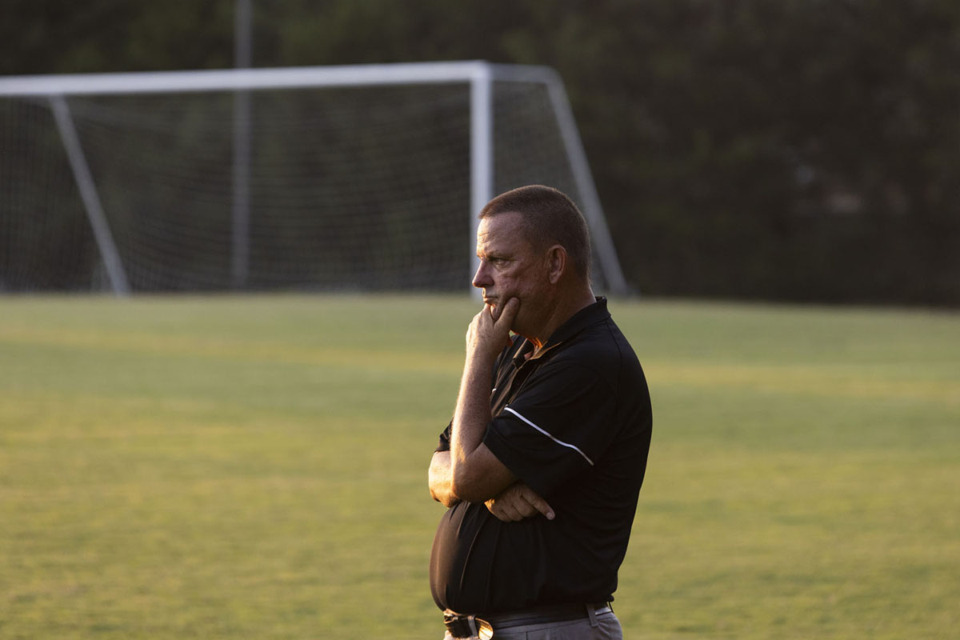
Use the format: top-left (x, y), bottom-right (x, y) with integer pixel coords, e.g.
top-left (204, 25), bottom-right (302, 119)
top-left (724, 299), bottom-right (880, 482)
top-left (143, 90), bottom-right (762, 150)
top-left (0, 61), bottom-right (557, 97)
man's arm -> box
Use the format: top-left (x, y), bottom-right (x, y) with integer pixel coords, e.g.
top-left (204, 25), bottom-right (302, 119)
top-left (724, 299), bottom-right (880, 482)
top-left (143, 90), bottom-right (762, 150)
top-left (432, 448), bottom-right (555, 521)
top-left (448, 300), bottom-right (519, 503)
top-left (428, 450), bottom-right (460, 508)
top-left (431, 447), bottom-right (555, 521)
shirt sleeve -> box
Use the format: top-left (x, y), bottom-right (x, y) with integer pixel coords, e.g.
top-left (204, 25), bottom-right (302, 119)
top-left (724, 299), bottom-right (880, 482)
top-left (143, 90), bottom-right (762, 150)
top-left (482, 358), bottom-right (618, 498)
top-left (436, 422), bottom-right (452, 453)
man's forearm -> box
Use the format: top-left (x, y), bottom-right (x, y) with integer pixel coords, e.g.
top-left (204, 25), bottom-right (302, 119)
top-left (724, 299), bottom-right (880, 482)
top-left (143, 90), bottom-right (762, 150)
top-left (446, 300), bottom-right (518, 503)
top-left (450, 351), bottom-right (495, 468)
top-left (449, 351), bottom-right (515, 502)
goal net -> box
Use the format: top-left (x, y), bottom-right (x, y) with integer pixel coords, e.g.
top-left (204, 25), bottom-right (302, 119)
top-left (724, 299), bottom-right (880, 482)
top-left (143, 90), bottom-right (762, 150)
top-left (0, 62), bottom-right (627, 295)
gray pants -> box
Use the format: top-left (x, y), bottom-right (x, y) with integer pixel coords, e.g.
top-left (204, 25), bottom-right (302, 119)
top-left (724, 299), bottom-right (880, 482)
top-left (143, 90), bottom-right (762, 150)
top-left (442, 608), bottom-right (623, 640)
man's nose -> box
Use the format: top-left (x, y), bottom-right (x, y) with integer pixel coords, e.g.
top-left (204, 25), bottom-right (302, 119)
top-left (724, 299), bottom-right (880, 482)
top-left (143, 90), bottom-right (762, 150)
top-left (472, 261), bottom-right (491, 289)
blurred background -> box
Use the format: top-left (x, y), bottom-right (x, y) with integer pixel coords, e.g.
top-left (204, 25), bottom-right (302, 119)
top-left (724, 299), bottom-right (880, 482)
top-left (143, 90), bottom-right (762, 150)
top-left (2, 4), bottom-right (959, 639)
top-left (1, 0), bottom-right (958, 305)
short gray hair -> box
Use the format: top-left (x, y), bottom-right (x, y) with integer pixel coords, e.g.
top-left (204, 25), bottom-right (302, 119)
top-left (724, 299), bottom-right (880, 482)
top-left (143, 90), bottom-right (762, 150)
top-left (479, 185), bottom-right (591, 279)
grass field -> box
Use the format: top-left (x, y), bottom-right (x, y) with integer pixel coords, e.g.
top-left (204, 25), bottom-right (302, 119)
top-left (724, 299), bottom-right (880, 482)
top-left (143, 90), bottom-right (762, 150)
top-left (0, 294), bottom-right (957, 639)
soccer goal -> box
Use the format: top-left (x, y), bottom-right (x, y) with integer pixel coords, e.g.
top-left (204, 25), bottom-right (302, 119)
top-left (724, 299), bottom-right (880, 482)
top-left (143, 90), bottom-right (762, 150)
top-left (0, 61), bottom-right (628, 295)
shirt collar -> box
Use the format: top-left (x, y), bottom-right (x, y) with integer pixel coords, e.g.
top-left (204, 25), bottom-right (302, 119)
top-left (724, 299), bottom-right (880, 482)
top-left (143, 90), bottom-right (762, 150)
top-left (512, 297), bottom-right (610, 364)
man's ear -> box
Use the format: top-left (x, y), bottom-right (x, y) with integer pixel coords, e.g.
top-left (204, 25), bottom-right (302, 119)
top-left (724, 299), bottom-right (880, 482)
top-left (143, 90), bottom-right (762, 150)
top-left (546, 245), bottom-right (566, 284)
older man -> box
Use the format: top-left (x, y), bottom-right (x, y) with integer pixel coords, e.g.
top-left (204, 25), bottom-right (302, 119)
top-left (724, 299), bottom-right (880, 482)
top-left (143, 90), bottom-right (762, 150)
top-left (429, 185), bottom-right (652, 639)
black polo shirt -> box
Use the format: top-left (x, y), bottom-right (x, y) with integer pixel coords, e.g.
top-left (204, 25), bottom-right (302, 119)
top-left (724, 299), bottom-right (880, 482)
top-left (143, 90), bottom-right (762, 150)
top-left (429, 298), bottom-right (652, 614)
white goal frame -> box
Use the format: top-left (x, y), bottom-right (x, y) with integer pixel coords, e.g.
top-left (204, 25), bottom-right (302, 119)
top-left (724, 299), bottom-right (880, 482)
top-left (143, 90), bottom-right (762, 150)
top-left (0, 61), bottom-right (628, 296)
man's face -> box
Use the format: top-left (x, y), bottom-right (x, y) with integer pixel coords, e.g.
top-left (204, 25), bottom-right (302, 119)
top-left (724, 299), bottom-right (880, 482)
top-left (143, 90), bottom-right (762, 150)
top-left (472, 212), bottom-right (550, 337)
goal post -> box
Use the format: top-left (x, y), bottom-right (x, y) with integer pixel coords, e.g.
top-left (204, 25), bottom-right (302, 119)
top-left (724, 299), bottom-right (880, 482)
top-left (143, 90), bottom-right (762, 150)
top-left (0, 61), bottom-right (629, 296)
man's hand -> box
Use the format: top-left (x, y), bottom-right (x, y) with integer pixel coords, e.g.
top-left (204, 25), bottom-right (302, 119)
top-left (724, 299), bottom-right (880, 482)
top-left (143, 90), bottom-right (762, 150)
top-left (466, 298), bottom-right (520, 361)
top-left (485, 482), bottom-right (555, 522)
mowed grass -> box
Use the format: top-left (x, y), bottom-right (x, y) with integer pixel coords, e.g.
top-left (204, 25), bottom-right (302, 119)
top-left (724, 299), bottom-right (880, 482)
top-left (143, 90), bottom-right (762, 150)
top-left (0, 294), bottom-right (957, 639)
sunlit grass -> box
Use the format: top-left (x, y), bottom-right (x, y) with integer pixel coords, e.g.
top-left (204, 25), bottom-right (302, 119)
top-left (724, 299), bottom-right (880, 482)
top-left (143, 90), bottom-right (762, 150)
top-left (0, 295), bottom-right (957, 639)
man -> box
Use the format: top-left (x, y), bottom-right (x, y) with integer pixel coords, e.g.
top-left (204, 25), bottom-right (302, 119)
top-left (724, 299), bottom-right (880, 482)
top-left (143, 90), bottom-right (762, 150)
top-left (428, 185), bottom-right (653, 639)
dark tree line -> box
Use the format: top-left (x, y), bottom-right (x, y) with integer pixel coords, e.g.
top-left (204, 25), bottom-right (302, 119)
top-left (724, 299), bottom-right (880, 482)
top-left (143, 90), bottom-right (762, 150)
top-left (2, 0), bottom-right (958, 304)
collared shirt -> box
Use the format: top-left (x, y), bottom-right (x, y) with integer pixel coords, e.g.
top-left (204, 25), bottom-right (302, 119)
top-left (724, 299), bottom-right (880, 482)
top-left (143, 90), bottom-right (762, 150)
top-left (430, 298), bottom-right (653, 613)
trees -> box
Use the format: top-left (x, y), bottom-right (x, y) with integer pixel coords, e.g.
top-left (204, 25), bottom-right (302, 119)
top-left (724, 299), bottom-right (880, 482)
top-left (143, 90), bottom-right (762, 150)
top-left (2, 0), bottom-right (957, 303)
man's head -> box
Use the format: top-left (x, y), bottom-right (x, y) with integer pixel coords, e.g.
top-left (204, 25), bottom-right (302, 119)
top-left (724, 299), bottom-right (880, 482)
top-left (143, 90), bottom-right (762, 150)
top-left (472, 185), bottom-right (594, 344)
top-left (478, 185), bottom-right (592, 280)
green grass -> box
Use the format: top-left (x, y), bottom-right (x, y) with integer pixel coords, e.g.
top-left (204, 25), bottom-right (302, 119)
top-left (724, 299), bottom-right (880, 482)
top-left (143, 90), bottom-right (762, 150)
top-left (0, 294), bottom-right (957, 639)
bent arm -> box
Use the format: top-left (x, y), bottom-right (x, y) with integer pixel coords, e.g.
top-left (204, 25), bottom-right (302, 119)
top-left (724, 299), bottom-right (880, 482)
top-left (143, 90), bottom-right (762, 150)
top-left (432, 450), bottom-right (553, 522)
top-left (449, 346), bottom-right (517, 503)
top-left (448, 301), bottom-right (520, 503)
top-left (428, 451), bottom-right (460, 508)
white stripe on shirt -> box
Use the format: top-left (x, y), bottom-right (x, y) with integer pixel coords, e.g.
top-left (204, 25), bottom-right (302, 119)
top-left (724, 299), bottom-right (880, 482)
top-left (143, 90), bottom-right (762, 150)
top-left (502, 406), bottom-right (595, 466)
